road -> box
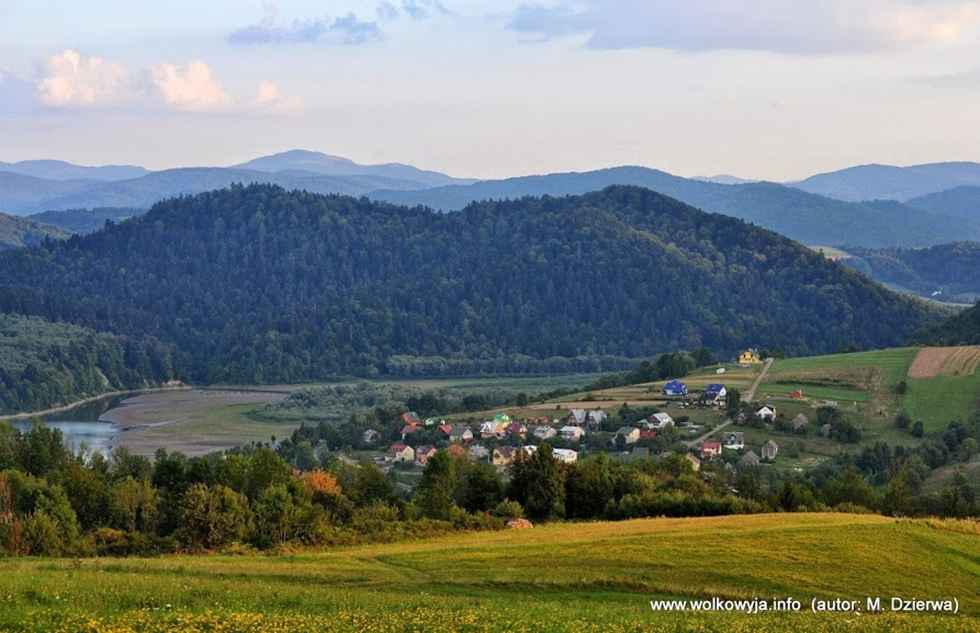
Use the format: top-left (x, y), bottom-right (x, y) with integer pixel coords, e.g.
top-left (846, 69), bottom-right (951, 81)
top-left (743, 357), bottom-right (774, 404)
top-left (682, 358), bottom-right (773, 447)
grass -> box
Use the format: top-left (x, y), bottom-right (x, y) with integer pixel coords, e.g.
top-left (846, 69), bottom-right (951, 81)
top-left (0, 514), bottom-right (977, 632)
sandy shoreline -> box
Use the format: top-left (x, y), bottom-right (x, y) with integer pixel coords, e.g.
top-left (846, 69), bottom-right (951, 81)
top-left (0, 386), bottom-right (191, 422)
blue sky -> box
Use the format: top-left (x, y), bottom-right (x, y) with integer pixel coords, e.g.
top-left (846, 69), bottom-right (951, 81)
top-left (2, 1), bottom-right (980, 180)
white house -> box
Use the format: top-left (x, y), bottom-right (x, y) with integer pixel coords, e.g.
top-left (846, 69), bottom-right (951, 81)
top-left (757, 405), bottom-right (776, 421)
top-left (532, 426), bottom-right (557, 440)
top-left (649, 412), bottom-right (674, 428)
top-left (552, 448), bottom-right (578, 463)
top-left (560, 425), bottom-right (584, 441)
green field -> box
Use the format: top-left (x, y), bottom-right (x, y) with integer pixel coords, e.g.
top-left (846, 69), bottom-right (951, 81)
top-left (0, 514), bottom-right (977, 632)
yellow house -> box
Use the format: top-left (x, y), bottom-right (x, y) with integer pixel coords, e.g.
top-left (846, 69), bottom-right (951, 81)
top-left (739, 349), bottom-right (761, 364)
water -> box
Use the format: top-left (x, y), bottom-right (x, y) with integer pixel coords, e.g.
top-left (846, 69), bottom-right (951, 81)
top-left (10, 419), bottom-right (117, 457)
top-left (7, 393), bottom-right (133, 457)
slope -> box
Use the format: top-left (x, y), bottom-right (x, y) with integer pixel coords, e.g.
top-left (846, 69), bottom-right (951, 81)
top-left (906, 185), bottom-right (980, 220)
top-left (841, 242), bottom-right (980, 303)
top-left (0, 185), bottom-right (946, 385)
top-left (0, 212), bottom-right (72, 249)
top-left (2, 514), bottom-right (978, 632)
top-left (367, 166), bottom-right (966, 247)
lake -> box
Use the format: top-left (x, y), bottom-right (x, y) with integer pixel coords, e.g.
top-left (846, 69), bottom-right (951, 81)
top-left (8, 393), bottom-right (130, 457)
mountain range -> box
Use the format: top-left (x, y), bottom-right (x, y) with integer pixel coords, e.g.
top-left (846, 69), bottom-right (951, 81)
top-left (3, 153), bottom-right (980, 250)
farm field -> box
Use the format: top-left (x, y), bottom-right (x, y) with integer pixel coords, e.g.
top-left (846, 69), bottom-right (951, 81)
top-left (0, 514), bottom-right (976, 632)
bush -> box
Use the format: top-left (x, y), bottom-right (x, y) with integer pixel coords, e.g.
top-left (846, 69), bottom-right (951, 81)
top-left (491, 500), bottom-right (524, 520)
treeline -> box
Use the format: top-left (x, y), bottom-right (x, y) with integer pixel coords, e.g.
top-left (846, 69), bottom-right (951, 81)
top-left (583, 349), bottom-right (714, 391)
top-left (0, 184), bottom-right (943, 385)
top-left (28, 207), bottom-right (146, 236)
top-left (0, 314), bottom-right (174, 415)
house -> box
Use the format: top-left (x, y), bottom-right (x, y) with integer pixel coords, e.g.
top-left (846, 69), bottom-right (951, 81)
top-left (792, 414), bottom-right (809, 431)
top-left (560, 425), bottom-right (584, 441)
top-left (722, 431), bottom-right (744, 450)
top-left (437, 424), bottom-right (454, 438)
top-left (791, 389), bottom-right (804, 400)
top-left (401, 424), bottom-right (420, 440)
top-left (756, 405), bottom-right (776, 421)
top-left (449, 426), bottom-right (474, 443)
top-left (468, 445), bottom-right (490, 461)
top-left (552, 448), bottom-right (578, 463)
top-left (716, 367), bottom-right (726, 374)
top-left (493, 446), bottom-right (518, 467)
top-left (387, 443), bottom-right (415, 463)
top-left (361, 429), bottom-right (380, 444)
top-left (740, 451), bottom-right (760, 467)
top-left (706, 383), bottom-right (727, 397)
top-left (566, 409), bottom-right (587, 426)
top-left (506, 422), bottom-right (528, 438)
top-left (532, 426), bottom-right (557, 440)
top-left (639, 430), bottom-right (658, 440)
top-left (446, 444), bottom-right (467, 458)
top-left (401, 412), bottom-right (422, 426)
top-left (649, 412), bottom-right (674, 428)
top-left (739, 349), bottom-right (761, 364)
top-left (522, 445), bottom-right (538, 457)
top-left (615, 427), bottom-right (640, 445)
top-left (700, 441), bottom-right (722, 459)
top-left (685, 454), bottom-right (701, 471)
top-left (415, 445), bottom-right (438, 466)
top-left (479, 420), bottom-right (504, 439)
top-left (663, 380), bottom-right (688, 396)
top-left (493, 412), bottom-right (512, 425)
top-left (762, 439), bottom-right (779, 460)
top-left (585, 410), bottom-right (607, 430)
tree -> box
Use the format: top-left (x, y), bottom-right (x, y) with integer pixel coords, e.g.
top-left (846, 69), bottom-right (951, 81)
top-left (415, 450), bottom-right (456, 520)
top-left (459, 463), bottom-right (504, 514)
top-left (911, 420), bottom-right (925, 438)
top-left (179, 483), bottom-right (252, 551)
top-left (522, 444), bottom-right (566, 522)
top-left (564, 454), bottom-right (613, 519)
top-left (894, 411), bottom-right (911, 430)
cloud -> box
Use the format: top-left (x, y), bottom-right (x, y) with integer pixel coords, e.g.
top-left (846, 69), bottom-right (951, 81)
top-left (228, 4), bottom-right (382, 45)
top-left (35, 50), bottom-right (127, 107)
top-left (918, 67), bottom-right (980, 88)
top-left (252, 80), bottom-right (305, 110)
top-left (506, 1), bottom-right (980, 54)
top-left (149, 60), bottom-right (233, 111)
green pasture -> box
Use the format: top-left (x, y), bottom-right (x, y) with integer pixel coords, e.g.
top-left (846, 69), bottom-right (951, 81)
top-left (0, 514), bottom-right (977, 632)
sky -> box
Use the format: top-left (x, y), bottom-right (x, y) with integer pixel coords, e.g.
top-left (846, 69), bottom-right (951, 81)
top-left (2, 0), bottom-right (980, 181)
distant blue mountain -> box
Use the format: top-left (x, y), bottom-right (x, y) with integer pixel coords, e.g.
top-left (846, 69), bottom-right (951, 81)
top-left (231, 149), bottom-right (475, 188)
top-left (0, 159), bottom-right (150, 181)
top-left (791, 162), bottom-right (980, 202)
top-left (365, 166), bottom-right (975, 248)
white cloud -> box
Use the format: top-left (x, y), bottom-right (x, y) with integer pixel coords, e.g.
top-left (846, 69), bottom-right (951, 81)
top-left (507, 0), bottom-right (980, 54)
top-left (35, 50), bottom-right (126, 106)
top-left (252, 80), bottom-right (305, 111)
top-left (149, 60), bottom-right (233, 111)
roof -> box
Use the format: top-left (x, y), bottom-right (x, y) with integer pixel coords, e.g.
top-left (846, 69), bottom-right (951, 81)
top-left (495, 446), bottom-right (517, 458)
top-left (560, 425), bottom-right (583, 433)
top-left (616, 426), bottom-right (638, 435)
top-left (792, 414), bottom-right (809, 428)
top-left (388, 443), bottom-right (410, 453)
top-left (763, 439), bottom-right (779, 451)
top-left (449, 426), bottom-right (471, 437)
top-left (416, 445), bottom-right (437, 455)
top-left (446, 444), bottom-right (466, 456)
top-left (401, 425), bottom-right (419, 435)
top-left (705, 383), bottom-right (725, 394)
top-left (438, 424), bottom-right (453, 436)
top-left (652, 412), bottom-right (673, 423)
top-left (740, 450), bottom-right (760, 465)
top-left (701, 441), bottom-right (722, 449)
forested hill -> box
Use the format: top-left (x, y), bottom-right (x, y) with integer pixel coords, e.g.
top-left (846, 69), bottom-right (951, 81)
top-left (841, 242), bottom-right (980, 304)
top-left (0, 184), bottom-right (944, 384)
top-left (912, 300), bottom-right (980, 346)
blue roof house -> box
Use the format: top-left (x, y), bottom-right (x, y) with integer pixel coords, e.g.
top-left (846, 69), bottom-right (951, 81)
top-left (663, 380), bottom-right (688, 396)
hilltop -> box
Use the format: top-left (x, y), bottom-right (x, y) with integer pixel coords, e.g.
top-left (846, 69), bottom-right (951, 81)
top-left (0, 184), bottom-right (944, 393)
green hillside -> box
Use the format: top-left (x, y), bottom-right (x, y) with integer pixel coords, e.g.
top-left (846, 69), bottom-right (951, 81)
top-left (841, 242), bottom-right (980, 304)
top-left (1, 514), bottom-right (976, 632)
top-left (0, 185), bottom-right (945, 390)
top-left (0, 212), bottom-right (71, 249)
top-left (913, 300), bottom-right (980, 346)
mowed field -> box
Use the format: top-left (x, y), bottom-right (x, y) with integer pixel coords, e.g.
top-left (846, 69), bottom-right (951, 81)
top-left (0, 514), bottom-right (977, 632)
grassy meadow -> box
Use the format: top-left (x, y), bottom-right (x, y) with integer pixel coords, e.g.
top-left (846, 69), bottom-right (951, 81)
top-left (1, 514), bottom-right (977, 632)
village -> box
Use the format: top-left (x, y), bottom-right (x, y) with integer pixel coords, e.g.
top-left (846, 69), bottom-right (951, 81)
top-left (368, 351), bottom-right (804, 479)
